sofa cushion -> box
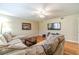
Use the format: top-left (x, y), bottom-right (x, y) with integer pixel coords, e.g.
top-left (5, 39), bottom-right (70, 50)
top-left (3, 33), bottom-right (13, 42)
top-left (58, 35), bottom-right (64, 42)
top-left (25, 45), bottom-right (46, 55)
top-left (0, 35), bottom-right (7, 45)
top-left (4, 49), bottom-right (26, 55)
top-left (12, 35), bottom-right (28, 40)
top-left (43, 36), bottom-right (59, 54)
top-left (8, 39), bottom-right (27, 49)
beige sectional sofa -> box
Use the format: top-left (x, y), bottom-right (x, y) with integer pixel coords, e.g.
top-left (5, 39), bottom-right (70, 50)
top-left (0, 33), bottom-right (65, 55)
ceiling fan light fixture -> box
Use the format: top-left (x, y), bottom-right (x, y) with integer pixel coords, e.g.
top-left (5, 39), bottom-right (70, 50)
top-left (39, 14), bottom-right (45, 18)
top-left (33, 8), bottom-right (51, 18)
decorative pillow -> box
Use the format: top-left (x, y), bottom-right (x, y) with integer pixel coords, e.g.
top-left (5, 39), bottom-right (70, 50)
top-left (46, 34), bottom-right (53, 40)
top-left (8, 39), bottom-right (27, 49)
top-left (0, 35), bottom-right (7, 45)
top-left (3, 33), bottom-right (13, 42)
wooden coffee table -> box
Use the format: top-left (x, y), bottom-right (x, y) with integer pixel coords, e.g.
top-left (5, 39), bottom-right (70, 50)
top-left (23, 35), bottom-right (44, 47)
top-left (36, 36), bottom-right (44, 43)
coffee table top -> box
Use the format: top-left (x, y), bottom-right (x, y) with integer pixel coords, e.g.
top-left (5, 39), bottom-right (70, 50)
top-left (36, 36), bottom-right (44, 43)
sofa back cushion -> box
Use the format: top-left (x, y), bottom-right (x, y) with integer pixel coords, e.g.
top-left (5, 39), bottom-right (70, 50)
top-left (58, 35), bottom-right (65, 42)
top-left (53, 40), bottom-right (65, 55)
top-left (43, 37), bottom-right (59, 54)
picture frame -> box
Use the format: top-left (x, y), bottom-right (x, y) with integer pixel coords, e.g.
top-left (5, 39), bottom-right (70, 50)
top-left (22, 23), bottom-right (31, 30)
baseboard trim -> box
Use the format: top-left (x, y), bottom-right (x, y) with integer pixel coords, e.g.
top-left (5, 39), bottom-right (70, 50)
top-left (66, 40), bottom-right (79, 44)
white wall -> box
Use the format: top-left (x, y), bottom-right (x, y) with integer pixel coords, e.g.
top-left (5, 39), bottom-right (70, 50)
top-left (9, 20), bottom-right (39, 36)
top-left (0, 15), bottom-right (39, 37)
top-left (39, 14), bottom-right (79, 43)
top-left (77, 17), bottom-right (79, 43)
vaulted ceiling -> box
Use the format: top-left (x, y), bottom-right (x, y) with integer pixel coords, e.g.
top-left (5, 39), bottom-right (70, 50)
top-left (0, 3), bottom-right (79, 20)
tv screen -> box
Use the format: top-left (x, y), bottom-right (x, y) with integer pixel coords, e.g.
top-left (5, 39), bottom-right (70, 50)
top-left (48, 22), bottom-right (61, 30)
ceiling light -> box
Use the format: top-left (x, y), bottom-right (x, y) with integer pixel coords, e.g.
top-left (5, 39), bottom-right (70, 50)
top-left (45, 7), bottom-right (51, 11)
top-left (39, 14), bottom-right (45, 18)
top-left (33, 8), bottom-right (51, 18)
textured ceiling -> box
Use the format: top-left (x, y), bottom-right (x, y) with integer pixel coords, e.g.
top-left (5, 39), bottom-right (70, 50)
top-left (0, 3), bottom-right (79, 20)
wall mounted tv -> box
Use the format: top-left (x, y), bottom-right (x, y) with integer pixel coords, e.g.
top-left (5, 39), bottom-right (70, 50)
top-left (48, 22), bottom-right (61, 30)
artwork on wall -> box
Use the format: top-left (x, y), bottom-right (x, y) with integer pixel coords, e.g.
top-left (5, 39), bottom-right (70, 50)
top-left (22, 23), bottom-right (31, 30)
top-left (47, 22), bottom-right (61, 30)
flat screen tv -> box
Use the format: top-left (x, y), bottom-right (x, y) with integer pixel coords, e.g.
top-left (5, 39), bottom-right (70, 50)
top-left (48, 22), bottom-right (61, 30)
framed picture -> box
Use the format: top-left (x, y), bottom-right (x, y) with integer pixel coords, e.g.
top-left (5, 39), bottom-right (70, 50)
top-left (22, 23), bottom-right (31, 30)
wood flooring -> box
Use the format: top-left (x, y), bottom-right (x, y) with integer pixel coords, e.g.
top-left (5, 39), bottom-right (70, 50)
top-left (64, 41), bottom-right (79, 55)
